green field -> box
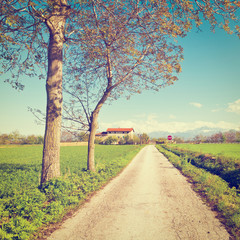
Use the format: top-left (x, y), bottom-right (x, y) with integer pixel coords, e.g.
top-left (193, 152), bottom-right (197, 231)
top-left (174, 143), bottom-right (240, 159)
top-left (165, 144), bottom-right (240, 188)
top-left (0, 144), bottom-right (142, 240)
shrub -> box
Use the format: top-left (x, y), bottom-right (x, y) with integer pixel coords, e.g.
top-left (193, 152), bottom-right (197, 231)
top-left (104, 136), bottom-right (118, 145)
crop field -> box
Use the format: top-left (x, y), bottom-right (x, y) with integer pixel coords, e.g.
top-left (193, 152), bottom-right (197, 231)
top-left (0, 144), bottom-right (142, 240)
top-left (173, 143), bottom-right (240, 159)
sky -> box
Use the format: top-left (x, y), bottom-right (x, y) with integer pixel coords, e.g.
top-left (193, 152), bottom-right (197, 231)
top-left (1, 23), bottom-right (240, 137)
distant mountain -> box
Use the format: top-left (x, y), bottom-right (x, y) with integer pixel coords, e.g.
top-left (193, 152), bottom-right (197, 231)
top-left (149, 127), bottom-right (228, 140)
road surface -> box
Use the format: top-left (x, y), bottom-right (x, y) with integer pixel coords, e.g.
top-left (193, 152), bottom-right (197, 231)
top-left (48, 145), bottom-right (230, 240)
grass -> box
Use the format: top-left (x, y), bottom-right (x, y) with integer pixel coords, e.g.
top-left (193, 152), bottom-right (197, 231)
top-left (165, 143), bottom-right (240, 188)
top-left (0, 144), bottom-right (143, 240)
top-left (156, 144), bottom-right (240, 239)
top-left (174, 143), bottom-right (240, 159)
top-left (0, 145), bottom-right (43, 165)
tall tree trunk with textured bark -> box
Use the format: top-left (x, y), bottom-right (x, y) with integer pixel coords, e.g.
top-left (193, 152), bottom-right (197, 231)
top-left (41, 1), bottom-right (69, 184)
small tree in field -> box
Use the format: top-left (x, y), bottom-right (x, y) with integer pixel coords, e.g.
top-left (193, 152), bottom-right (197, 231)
top-left (62, 0), bottom-right (239, 172)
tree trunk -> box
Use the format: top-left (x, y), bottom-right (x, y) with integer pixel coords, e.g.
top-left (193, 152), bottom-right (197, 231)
top-left (41, 2), bottom-right (68, 184)
top-left (87, 46), bottom-right (113, 172)
top-left (87, 91), bottom-right (111, 171)
top-left (87, 111), bottom-right (99, 172)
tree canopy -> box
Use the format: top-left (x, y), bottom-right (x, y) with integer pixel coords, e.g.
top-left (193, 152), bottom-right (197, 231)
top-left (1, 0), bottom-right (239, 90)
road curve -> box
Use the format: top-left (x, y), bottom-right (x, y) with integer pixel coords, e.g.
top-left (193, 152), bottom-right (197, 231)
top-left (48, 145), bottom-right (230, 240)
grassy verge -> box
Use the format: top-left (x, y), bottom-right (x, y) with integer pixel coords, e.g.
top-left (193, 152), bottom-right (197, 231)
top-left (156, 145), bottom-right (240, 239)
top-left (162, 144), bottom-right (240, 189)
top-left (0, 145), bottom-right (143, 240)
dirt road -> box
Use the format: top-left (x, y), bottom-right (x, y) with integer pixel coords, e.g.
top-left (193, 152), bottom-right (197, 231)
top-left (48, 145), bottom-right (230, 240)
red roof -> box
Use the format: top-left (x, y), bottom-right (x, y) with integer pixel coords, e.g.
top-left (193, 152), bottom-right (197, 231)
top-left (96, 132), bottom-right (107, 136)
top-left (107, 128), bottom-right (134, 132)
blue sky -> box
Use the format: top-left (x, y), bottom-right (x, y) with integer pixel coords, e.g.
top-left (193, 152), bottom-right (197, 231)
top-left (1, 23), bottom-right (240, 136)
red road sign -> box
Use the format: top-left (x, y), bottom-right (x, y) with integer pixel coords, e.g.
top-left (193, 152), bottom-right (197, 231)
top-left (168, 135), bottom-right (172, 141)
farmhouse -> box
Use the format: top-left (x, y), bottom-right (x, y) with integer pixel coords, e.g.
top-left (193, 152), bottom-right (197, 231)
top-left (107, 128), bottom-right (134, 139)
top-left (96, 128), bottom-right (134, 140)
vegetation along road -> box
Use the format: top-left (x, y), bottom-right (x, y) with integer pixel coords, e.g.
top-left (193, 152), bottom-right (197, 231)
top-left (48, 145), bottom-right (230, 240)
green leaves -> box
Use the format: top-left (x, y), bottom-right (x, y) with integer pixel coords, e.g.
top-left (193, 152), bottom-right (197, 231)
top-left (2, 216), bottom-right (37, 240)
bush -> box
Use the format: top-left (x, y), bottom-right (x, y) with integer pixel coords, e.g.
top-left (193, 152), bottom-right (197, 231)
top-left (2, 216), bottom-right (37, 240)
top-left (104, 136), bottom-right (118, 145)
top-left (94, 138), bottom-right (103, 144)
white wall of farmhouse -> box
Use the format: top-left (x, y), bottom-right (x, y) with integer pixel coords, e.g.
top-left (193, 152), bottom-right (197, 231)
top-left (107, 130), bottom-right (134, 139)
top-left (95, 128), bottom-right (135, 144)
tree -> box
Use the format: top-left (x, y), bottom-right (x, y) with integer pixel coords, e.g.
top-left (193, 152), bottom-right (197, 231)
top-left (25, 135), bottom-right (37, 144)
top-left (221, 133), bottom-right (226, 143)
top-left (236, 131), bottom-right (240, 143)
top-left (40, 0), bottom-right (71, 183)
top-left (156, 138), bottom-right (168, 144)
top-left (61, 130), bottom-right (75, 142)
top-left (123, 135), bottom-right (130, 144)
top-left (193, 134), bottom-right (206, 144)
top-left (8, 130), bottom-right (22, 144)
top-left (0, 131), bottom-right (44, 145)
top-left (225, 130), bottom-right (237, 143)
top-left (77, 132), bottom-right (90, 142)
top-left (1, 0), bottom-right (70, 183)
top-left (63, 1), bottom-right (184, 171)
top-left (36, 135), bottom-right (44, 144)
top-left (0, 134), bottom-right (11, 145)
top-left (104, 136), bottom-right (118, 145)
top-left (62, 0), bottom-right (239, 172)
top-left (174, 137), bottom-right (185, 143)
top-left (0, 0), bottom-right (87, 184)
top-left (132, 135), bottom-right (140, 145)
top-left (140, 133), bottom-right (150, 144)
top-left (209, 132), bottom-right (225, 143)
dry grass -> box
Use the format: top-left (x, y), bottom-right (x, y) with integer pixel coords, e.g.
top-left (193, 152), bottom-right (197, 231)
top-left (60, 142), bottom-right (88, 146)
top-left (0, 142), bottom-right (89, 148)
